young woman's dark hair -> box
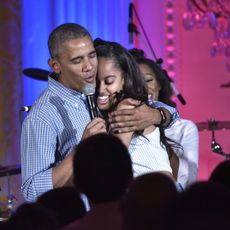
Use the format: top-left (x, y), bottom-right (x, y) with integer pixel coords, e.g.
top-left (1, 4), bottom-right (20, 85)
top-left (129, 48), bottom-right (176, 107)
top-left (94, 38), bottom-right (148, 108)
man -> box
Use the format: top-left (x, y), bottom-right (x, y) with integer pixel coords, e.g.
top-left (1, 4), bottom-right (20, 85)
top-left (21, 23), bottom-right (178, 201)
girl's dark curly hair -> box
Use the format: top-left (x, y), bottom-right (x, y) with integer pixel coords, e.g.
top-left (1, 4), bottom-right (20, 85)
top-left (129, 48), bottom-right (176, 107)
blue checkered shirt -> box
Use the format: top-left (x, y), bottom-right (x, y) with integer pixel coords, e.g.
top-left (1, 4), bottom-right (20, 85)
top-left (21, 76), bottom-right (92, 201)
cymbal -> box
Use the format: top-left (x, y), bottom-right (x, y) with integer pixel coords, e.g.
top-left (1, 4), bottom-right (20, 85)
top-left (23, 68), bottom-right (50, 81)
top-left (0, 164), bottom-right (21, 177)
top-left (196, 120), bottom-right (230, 131)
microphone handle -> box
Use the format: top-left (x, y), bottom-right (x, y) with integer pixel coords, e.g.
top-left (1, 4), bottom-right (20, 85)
top-left (170, 82), bottom-right (186, 105)
top-left (86, 95), bottom-right (97, 120)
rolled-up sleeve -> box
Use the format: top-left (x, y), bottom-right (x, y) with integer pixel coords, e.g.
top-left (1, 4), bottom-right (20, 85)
top-left (21, 117), bottom-right (57, 201)
top-left (148, 100), bottom-right (180, 127)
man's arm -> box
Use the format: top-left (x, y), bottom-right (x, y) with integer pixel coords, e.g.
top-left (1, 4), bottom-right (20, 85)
top-left (52, 117), bottom-right (107, 188)
top-left (21, 117), bottom-right (106, 201)
top-left (108, 98), bottom-right (179, 134)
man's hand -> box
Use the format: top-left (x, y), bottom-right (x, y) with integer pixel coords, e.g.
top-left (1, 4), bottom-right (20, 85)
top-left (109, 98), bottom-right (162, 133)
top-left (81, 117), bottom-right (107, 140)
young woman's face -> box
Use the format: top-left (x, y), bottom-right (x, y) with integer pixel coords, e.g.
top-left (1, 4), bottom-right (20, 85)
top-left (97, 57), bottom-right (124, 111)
top-left (139, 63), bottom-right (161, 101)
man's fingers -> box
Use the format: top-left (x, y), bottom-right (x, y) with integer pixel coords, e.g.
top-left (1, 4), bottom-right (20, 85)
top-left (82, 118), bottom-right (107, 139)
top-left (110, 120), bottom-right (136, 128)
top-left (110, 126), bottom-right (136, 134)
top-left (86, 117), bottom-right (106, 128)
top-left (109, 109), bottom-right (134, 117)
top-left (122, 98), bottom-right (141, 106)
top-left (109, 113), bottom-right (135, 123)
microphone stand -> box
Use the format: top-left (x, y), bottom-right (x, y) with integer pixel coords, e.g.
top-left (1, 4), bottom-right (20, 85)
top-left (209, 120), bottom-right (230, 160)
top-left (130, 3), bottom-right (186, 105)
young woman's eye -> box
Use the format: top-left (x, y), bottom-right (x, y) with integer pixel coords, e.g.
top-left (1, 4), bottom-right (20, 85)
top-left (105, 79), bottom-right (113, 85)
top-left (146, 79), bottom-right (153, 83)
top-left (104, 76), bottom-right (116, 85)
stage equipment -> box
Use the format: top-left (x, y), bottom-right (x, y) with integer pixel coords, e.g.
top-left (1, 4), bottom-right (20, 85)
top-left (23, 68), bottom-right (50, 81)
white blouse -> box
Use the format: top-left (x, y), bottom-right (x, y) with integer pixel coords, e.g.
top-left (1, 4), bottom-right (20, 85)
top-left (165, 119), bottom-right (199, 188)
top-left (128, 127), bottom-right (172, 177)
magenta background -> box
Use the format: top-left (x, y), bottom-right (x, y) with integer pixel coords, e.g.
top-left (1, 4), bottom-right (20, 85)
top-left (134, 0), bottom-right (230, 180)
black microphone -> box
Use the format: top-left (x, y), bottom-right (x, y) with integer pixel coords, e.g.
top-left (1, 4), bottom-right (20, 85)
top-left (83, 84), bottom-right (98, 120)
top-left (162, 69), bottom-right (186, 105)
top-left (21, 106), bottom-right (32, 112)
top-left (170, 82), bottom-right (186, 105)
top-left (128, 3), bottom-right (134, 44)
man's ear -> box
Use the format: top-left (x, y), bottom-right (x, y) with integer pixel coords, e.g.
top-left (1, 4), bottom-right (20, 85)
top-left (48, 58), bottom-right (61, 74)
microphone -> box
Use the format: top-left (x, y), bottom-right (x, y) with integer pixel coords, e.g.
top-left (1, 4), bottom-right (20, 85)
top-left (83, 84), bottom-right (98, 120)
top-left (128, 3), bottom-right (134, 44)
top-left (162, 69), bottom-right (186, 105)
top-left (170, 82), bottom-right (186, 105)
top-left (21, 106), bottom-right (31, 112)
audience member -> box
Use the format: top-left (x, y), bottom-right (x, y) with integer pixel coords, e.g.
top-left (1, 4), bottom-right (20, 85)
top-left (6, 202), bottom-right (58, 230)
top-left (37, 186), bottom-right (86, 227)
top-left (122, 172), bottom-right (178, 230)
top-left (64, 133), bottom-right (133, 230)
top-left (161, 181), bottom-right (230, 230)
top-left (209, 159), bottom-right (230, 189)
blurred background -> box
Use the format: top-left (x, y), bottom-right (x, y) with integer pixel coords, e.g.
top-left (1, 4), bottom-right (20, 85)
top-left (0, 0), bottom-right (229, 208)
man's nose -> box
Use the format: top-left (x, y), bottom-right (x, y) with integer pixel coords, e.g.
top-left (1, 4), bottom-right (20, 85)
top-left (83, 58), bottom-right (93, 71)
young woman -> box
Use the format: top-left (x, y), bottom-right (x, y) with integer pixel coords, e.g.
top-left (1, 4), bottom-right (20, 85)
top-left (94, 39), bottom-right (180, 180)
top-left (130, 48), bottom-right (199, 188)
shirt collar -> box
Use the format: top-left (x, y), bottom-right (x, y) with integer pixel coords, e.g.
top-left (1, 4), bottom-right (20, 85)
top-left (48, 74), bottom-right (86, 105)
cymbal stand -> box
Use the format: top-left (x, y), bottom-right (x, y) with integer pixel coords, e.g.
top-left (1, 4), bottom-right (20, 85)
top-left (6, 174), bottom-right (17, 218)
top-left (209, 120), bottom-right (230, 160)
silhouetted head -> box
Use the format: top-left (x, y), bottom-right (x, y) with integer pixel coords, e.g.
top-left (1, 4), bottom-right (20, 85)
top-left (37, 186), bottom-right (86, 227)
top-left (122, 172), bottom-right (178, 230)
top-left (73, 133), bottom-right (133, 203)
top-left (209, 159), bottom-right (230, 189)
top-left (161, 181), bottom-right (230, 230)
top-left (7, 202), bottom-right (58, 230)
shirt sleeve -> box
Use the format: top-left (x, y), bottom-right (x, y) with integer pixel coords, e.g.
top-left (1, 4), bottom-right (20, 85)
top-left (148, 100), bottom-right (180, 127)
top-left (181, 121), bottom-right (199, 185)
top-left (21, 117), bottom-right (57, 201)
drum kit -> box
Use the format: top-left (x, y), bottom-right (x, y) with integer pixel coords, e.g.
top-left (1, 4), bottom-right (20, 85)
top-left (0, 164), bottom-right (21, 221)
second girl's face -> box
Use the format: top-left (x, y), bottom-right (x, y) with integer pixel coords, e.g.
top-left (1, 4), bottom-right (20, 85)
top-left (139, 63), bottom-right (161, 101)
top-left (97, 57), bottom-right (124, 111)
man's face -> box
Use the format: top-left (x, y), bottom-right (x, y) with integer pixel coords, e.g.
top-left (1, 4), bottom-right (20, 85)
top-left (50, 35), bottom-right (98, 92)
